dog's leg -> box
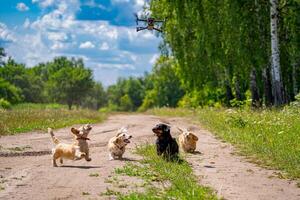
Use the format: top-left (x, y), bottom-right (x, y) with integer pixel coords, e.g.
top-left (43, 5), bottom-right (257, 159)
top-left (74, 148), bottom-right (85, 160)
top-left (109, 153), bottom-right (115, 161)
top-left (52, 149), bottom-right (58, 167)
top-left (60, 158), bottom-right (63, 164)
top-left (52, 154), bottom-right (58, 167)
top-left (85, 150), bottom-right (92, 162)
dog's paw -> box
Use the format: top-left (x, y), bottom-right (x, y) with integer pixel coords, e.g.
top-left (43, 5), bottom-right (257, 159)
top-left (86, 158), bottom-right (92, 162)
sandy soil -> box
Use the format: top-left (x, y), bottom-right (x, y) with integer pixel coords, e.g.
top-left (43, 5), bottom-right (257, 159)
top-left (0, 114), bottom-right (299, 200)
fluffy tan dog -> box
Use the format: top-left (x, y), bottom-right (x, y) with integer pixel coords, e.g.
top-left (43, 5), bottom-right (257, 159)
top-left (49, 124), bottom-right (92, 167)
top-left (108, 127), bottom-right (132, 160)
top-left (178, 127), bottom-right (198, 153)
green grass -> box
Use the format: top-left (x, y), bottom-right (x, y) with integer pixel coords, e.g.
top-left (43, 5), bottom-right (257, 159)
top-left (89, 173), bottom-right (100, 177)
top-left (148, 106), bottom-right (300, 179)
top-left (115, 145), bottom-right (217, 200)
top-left (0, 103), bottom-right (107, 135)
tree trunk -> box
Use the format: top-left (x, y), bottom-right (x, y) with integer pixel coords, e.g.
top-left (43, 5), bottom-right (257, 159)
top-left (225, 80), bottom-right (234, 106)
top-left (250, 69), bottom-right (261, 107)
top-left (292, 62), bottom-right (298, 97)
top-left (262, 67), bottom-right (273, 106)
top-left (68, 101), bottom-right (72, 110)
top-left (270, 0), bottom-right (284, 106)
top-left (235, 76), bottom-right (242, 101)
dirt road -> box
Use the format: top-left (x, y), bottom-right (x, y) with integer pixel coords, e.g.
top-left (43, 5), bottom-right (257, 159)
top-left (0, 114), bottom-right (299, 200)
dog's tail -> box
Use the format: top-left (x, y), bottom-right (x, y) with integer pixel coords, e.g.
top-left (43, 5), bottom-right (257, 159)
top-left (48, 128), bottom-right (60, 144)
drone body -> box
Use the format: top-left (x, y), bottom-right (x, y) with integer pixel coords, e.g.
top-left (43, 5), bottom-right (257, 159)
top-left (135, 14), bottom-right (164, 32)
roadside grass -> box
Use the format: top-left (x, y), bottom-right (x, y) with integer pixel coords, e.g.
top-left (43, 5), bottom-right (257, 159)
top-left (148, 106), bottom-right (300, 179)
top-left (0, 103), bottom-right (107, 135)
top-left (114, 145), bottom-right (217, 200)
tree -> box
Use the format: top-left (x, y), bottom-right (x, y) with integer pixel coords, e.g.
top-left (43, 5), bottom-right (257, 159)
top-left (81, 82), bottom-right (107, 110)
top-left (47, 57), bottom-right (93, 109)
top-left (140, 56), bottom-right (184, 109)
top-left (120, 94), bottom-right (134, 111)
top-left (270, 0), bottom-right (284, 106)
top-left (0, 78), bottom-right (22, 104)
top-left (0, 47), bottom-right (6, 66)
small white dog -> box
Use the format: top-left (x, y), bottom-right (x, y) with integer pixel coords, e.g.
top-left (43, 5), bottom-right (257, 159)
top-left (107, 127), bottom-right (132, 160)
top-left (49, 124), bottom-right (92, 167)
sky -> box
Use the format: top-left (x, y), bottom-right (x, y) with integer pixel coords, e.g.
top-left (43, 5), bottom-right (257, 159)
top-left (0, 0), bottom-right (161, 86)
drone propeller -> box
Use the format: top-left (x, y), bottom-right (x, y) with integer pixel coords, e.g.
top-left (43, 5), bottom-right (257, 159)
top-left (154, 19), bottom-right (164, 23)
top-left (134, 13), bottom-right (138, 25)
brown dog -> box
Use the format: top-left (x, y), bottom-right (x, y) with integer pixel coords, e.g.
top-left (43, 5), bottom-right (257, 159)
top-left (49, 124), bottom-right (92, 167)
top-left (178, 127), bottom-right (198, 153)
top-left (107, 127), bottom-right (132, 160)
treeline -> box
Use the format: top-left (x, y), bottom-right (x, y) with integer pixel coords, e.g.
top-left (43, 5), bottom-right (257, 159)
top-left (0, 48), bottom-right (106, 110)
top-left (148, 0), bottom-right (300, 107)
top-left (0, 46), bottom-right (183, 111)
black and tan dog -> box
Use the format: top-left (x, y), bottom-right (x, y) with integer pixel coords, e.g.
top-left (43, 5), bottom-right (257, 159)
top-left (152, 123), bottom-right (179, 160)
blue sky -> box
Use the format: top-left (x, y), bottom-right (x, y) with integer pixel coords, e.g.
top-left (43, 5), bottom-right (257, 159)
top-left (0, 0), bottom-right (161, 86)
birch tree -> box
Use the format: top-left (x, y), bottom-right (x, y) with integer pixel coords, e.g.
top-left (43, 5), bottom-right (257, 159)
top-left (270, 0), bottom-right (284, 105)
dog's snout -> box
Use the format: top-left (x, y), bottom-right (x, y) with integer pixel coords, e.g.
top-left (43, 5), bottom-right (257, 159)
top-left (129, 135), bottom-right (132, 139)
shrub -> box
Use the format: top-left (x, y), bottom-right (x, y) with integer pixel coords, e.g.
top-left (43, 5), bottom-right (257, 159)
top-left (0, 98), bottom-right (12, 109)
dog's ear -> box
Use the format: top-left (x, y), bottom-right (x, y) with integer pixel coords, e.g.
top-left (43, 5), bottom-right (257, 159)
top-left (116, 127), bottom-right (127, 136)
top-left (114, 137), bottom-right (121, 145)
top-left (116, 128), bottom-right (123, 136)
top-left (192, 134), bottom-right (198, 141)
top-left (71, 127), bottom-right (80, 135)
top-left (164, 125), bottom-right (170, 132)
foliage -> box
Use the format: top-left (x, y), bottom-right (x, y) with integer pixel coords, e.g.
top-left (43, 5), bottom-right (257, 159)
top-left (46, 57), bottom-right (94, 109)
top-left (0, 98), bottom-right (11, 109)
top-left (149, 107), bottom-right (300, 179)
top-left (0, 54), bottom-right (106, 110)
top-left (149, 0), bottom-right (300, 107)
top-left (106, 56), bottom-right (183, 112)
top-left (119, 94), bottom-right (133, 111)
top-left (0, 77), bottom-right (22, 104)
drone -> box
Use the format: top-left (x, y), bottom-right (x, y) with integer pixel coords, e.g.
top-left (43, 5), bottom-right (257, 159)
top-left (135, 13), bottom-right (164, 32)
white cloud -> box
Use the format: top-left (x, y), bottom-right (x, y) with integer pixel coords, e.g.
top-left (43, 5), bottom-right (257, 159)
top-left (23, 18), bottom-right (31, 29)
top-left (32, 0), bottom-right (55, 8)
top-left (79, 41), bottom-right (95, 49)
top-left (16, 2), bottom-right (29, 11)
top-left (112, 0), bottom-right (130, 4)
top-left (83, 0), bottom-right (106, 9)
top-left (149, 54), bottom-right (159, 64)
top-left (100, 42), bottom-right (109, 50)
top-left (96, 63), bottom-right (135, 70)
top-left (0, 23), bottom-right (16, 43)
top-left (135, 0), bottom-right (145, 7)
top-left (51, 42), bottom-right (65, 50)
top-left (47, 32), bottom-right (68, 42)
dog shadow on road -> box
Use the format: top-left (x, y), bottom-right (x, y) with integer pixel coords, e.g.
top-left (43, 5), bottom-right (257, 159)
top-left (60, 165), bottom-right (102, 169)
top-left (192, 150), bottom-right (202, 155)
top-left (118, 157), bottom-right (138, 162)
